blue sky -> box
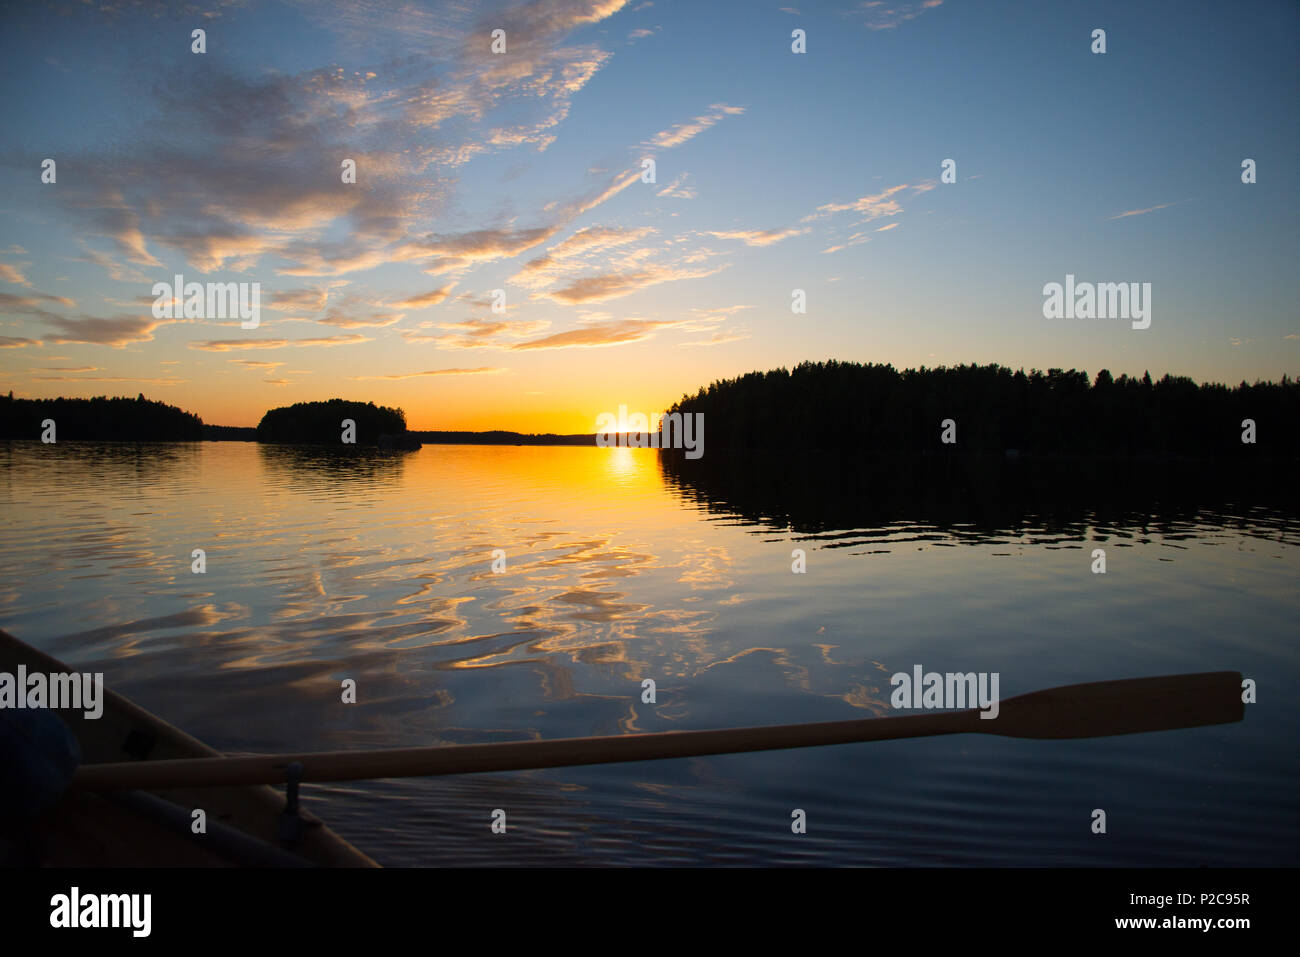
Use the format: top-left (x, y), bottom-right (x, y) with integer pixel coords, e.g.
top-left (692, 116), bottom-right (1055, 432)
top-left (1, 0), bottom-right (1296, 430)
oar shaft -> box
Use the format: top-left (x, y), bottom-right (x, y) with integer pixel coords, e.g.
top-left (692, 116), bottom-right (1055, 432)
top-left (69, 670), bottom-right (1244, 792)
top-left (74, 708), bottom-right (977, 791)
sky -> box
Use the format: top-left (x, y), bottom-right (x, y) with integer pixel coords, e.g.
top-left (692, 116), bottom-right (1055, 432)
top-left (1, 0), bottom-right (1296, 432)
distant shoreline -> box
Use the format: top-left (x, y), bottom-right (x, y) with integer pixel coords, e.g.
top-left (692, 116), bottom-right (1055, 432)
top-left (201, 425), bottom-right (600, 445)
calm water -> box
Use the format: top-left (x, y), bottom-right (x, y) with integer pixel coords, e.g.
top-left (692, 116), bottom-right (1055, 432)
top-left (1, 440), bottom-right (1297, 866)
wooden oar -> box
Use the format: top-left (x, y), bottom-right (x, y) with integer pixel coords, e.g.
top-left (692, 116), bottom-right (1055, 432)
top-left (72, 671), bottom-right (1243, 792)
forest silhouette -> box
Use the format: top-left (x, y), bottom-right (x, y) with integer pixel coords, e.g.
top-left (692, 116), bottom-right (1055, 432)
top-left (0, 392), bottom-right (202, 441)
top-left (664, 361), bottom-right (1298, 456)
top-left (255, 399), bottom-right (406, 445)
top-left (3, 361), bottom-right (1297, 454)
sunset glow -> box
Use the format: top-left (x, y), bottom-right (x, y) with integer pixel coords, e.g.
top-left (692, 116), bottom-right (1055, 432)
top-left (1, 1), bottom-right (1295, 430)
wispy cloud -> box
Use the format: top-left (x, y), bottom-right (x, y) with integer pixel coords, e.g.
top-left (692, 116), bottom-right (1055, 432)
top-left (533, 262), bottom-right (728, 304)
top-left (511, 225), bottom-right (657, 290)
top-left (38, 0), bottom-right (635, 287)
top-left (41, 315), bottom-right (173, 347)
top-left (189, 334), bottom-right (371, 351)
top-left (29, 374), bottom-right (185, 384)
top-left (685, 304), bottom-right (752, 327)
top-left (705, 227), bottom-right (808, 246)
top-left (189, 338), bottom-right (290, 352)
top-left (656, 172), bottom-right (696, 199)
top-left (350, 367), bottom-right (505, 380)
top-left (402, 318), bottom-right (551, 349)
top-left (0, 290), bottom-right (76, 311)
top-left (853, 0), bottom-right (944, 31)
top-left (508, 317), bottom-right (687, 350)
top-left (1106, 200), bottom-right (1187, 220)
top-left (0, 263), bottom-right (31, 287)
top-left (809, 183), bottom-right (909, 221)
top-left (647, 103), bottom-right (746, 150)
top-left (317, 311), bottom-right (406, 328)
top-left (266, 284), bottom-right (346, 313)
top-left (679, 329), bottom-right (749, 346)
top-left (822, 232), bottom-right (872, 254)
top-left (391, 285), bottom-right (457, 309)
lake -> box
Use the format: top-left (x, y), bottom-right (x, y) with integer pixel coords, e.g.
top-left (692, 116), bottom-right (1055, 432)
top-left (1, 440), bottom-right (1297, 866)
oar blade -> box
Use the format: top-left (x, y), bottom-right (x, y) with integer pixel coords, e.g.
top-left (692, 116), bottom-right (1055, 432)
top-left (991, 671), bottom-right (1244, 739)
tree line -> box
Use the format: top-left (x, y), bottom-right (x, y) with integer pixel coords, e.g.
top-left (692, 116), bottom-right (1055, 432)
top-left (255, 399), bottom-right (406, 445)
top-left (0, 394), bottom-right (407, 445)
top-left (664, 361), bottom-right (1298, 456)
top-left (0, 392), bottom-right (203, 441)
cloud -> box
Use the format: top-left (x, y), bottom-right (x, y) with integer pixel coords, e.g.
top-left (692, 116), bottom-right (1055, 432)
top-left (410, 227), bottom-right (558, 276)
top-left (809, 180), bottom-right (932, 249)
top-left (0, 263), bottom-right (31, 287)
top-left (290, 334), bottom-right (372, 347)
top-left (350, 366), bottom-right (505, 380)
top-left (822, 235), bottom-right (872, 254)
top-left (229, 360), bottom-right (284, 369)
top-left (29, 374), bottom-right (185, 384)
top-left (316, 310), bottom-right (405, 328)
top-left (511, 225), bottom-right (657, 289)
top-left (705, 227), bottom-right (808, 246)
top-left (267, 285), bottom-right (346, 313)
top-left (656, 173), bottom-right (696, 199)
top-left (42, 314), bottom-right (172, 347)
top-left (647, 103), bottom-right (745, 150)
top-left (189, 333), bottom-right (371, 350)
top-left (65, 188), bottom-right (162, 268)
top-left (875, 222), bottom-right (900, 231)
top-left (0, 290), bottom-right (76, 312)
top-left (398, 171), bottom-right (646, 276)
top-left (679, 329), bottom-right (749, 346)
top-left (508, 317), bottom-right (686, 350)
top-left (510, 223), bottom-right (730, 305)
top-left (38, 0), bottom-right (634, 287)
top-left (402, 317), bottom-right (551, 349)
top-left (32, 366), bottom-right (98, 372)
top-left (0, 337), bottom-right (43, 348)
top-left (545, 225), bottom-right (657, 261)
top-left (682, 304), bottom-right (752, 329)
top-left (1106, 200), bottom-right (1186, 220)
top-left (534, 262), bottom-right (728, 304)
top-left (854, 0), bottom-right (944, 31)
top-left (470, 0), bottom-right (630, 51)
top-left (809, 183), bottom-right (909, 221)
top-left (74, 244), bottom-right (154, 283)
top-left (190, 338), bottom-right (291, 351)
top-left (391, 285), bottom-right (457, 309)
